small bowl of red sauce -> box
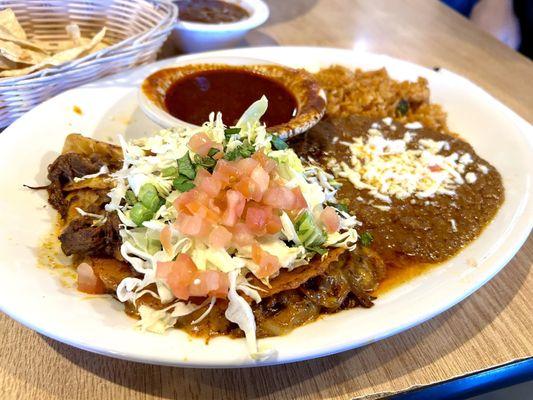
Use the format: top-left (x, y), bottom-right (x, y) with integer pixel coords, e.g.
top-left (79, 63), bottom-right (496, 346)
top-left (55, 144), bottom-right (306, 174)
top-left (139, 59), bottom-right (326, 139)
top-left (172, 0), bottom-right (269, 53)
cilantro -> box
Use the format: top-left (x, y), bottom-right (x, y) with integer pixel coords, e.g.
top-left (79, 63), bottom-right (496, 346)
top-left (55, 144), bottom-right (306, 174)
top-left (224, 127), bottom-right (241, 138)
top-left (395, 99), bottom-right (409, 116)
top-left (207, 147), bottom-right (220, 157)
top-left (331, 203), bottom-right (349, 213)
top-left (271, 135), bottom-right (288, 150)
top-left (194, 154), bottom-right (216, 169)
top-left (224, 140), bottom-right (255, 161)
top-left (173, 175), bottom-right (195, 192)
top-left (360, 231), bottom-right (374, 247)
top-left (177, 154), bottom-right (196, 179)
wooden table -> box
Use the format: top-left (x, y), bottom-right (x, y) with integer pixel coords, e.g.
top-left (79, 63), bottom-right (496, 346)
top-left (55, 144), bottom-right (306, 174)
top-left (1, 1), bottom-right (532, 399)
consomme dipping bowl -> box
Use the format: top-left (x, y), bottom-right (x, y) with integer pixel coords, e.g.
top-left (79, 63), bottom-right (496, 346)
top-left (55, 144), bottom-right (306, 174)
top-left (171, 0), bottom-right (270, 53)
top-left (139, 59), bottom-right (326, 139)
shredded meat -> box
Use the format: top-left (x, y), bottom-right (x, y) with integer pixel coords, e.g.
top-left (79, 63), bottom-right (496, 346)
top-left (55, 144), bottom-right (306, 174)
top-left (59, 212), bottom-right (121, 258)
top-left (47, 153), bottom-right (107, 218)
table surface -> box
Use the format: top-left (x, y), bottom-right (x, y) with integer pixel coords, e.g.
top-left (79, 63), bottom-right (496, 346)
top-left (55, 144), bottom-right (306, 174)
top-left (1, 0), bottom-right (532, 399)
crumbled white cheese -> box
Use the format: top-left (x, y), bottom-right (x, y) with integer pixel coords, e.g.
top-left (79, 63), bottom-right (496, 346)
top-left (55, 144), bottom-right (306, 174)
top-left (450, 219), bottom-right (458, 232)
top-left (334, 127), bottom-right (474, 202)
top-left (382, 117), bottom-right (392, 126)
top-left (371, 122), bottom-right (381, 129)
top-left (465, 172), bottom-right (477, 183)
top-left (478, 164), bottom-right (489, 174)
top-left (405, 121), bottom-right (423, 129)
top-left (372, 204), bottom-right (391, 211)
top-left (332, 136), bottom-right (339, 144)
top-left (458, 153), bottom-right (473, 165)
top-left (403, 131), bottom-right (415, 143)
top-left (390, 125), bottom-right (397, 131)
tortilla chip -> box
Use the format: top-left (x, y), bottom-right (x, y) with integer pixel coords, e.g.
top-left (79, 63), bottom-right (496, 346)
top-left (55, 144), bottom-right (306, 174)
top-left (0, 27), bottom-right (106, 78)
top-left (0, 55), bottom-right (19, 70)
top-left (0, 9), bottom-right (27, 40)
top-left (0, 30), bottom-right (49, 53)
top-left (0, 39), bottom-right (47, 65)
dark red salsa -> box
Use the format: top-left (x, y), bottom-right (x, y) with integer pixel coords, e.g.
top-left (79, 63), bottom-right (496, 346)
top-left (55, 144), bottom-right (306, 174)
top-left (164, 69), bottom-right (298, 127)
top-left (176, 0), bottom-right (250, 24)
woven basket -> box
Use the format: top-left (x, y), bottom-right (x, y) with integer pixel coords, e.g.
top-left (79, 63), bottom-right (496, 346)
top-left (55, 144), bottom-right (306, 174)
top-left (0, 0), bottom-right (178, 128)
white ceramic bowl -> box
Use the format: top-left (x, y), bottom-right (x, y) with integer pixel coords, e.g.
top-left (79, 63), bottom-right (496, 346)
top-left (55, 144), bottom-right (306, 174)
top-left (138, 56), bottom-right (275, 128)
top-left (171, 0), bottom-right (269, 53)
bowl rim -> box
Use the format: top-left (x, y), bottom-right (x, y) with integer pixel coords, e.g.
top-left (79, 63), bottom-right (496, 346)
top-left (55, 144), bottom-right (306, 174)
top-left (174, 0), bottom-right (270, 32)
top-left (138, 56), bottom-right (327, 138)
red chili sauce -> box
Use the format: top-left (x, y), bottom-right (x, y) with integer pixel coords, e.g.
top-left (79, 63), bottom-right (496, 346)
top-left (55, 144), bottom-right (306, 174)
top-left (176, 0), bottom-right (250, 24)
top-left (164, 69), bottom-right (298, 127)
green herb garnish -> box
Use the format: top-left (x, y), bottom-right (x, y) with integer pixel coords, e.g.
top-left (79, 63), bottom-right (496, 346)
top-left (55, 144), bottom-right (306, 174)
top-left (396, 99), bottom-right (409, 116)
top-left (207, 147), bottom-right (220, 157)
top-left (194, 154), bottom-right (216, 169)
top-left (271, 135), bottom-right (288, 150)
top-left (360, 231), bottom-right (374, 247)
top-left (173, 175), bottom-right (195, 192)
top-left (224, 127), bottom-right (241, 138)
top-left (125, 189), bottom-right (137, 206)
top-left (331, 203), bottom-right (349, 213)
top-left (224, 140), bottom-right (255, 161)
top-left (177, 153), bottom-right (196, 179)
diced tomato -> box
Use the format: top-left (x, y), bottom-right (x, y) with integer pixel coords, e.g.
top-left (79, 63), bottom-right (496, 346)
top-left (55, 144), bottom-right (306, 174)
top-left (429, 165), bottom-right (443, 172)
top-left (174, 189), bottom-right (207, 213)
top-left (208, 225), bottom-right (232, 248)
top-left (252, 149), bottom-right (277, 173)
top-left (252, 243), bottom-right (281, 279)
top-left (245, 205), bottom-right (270, 233)
top-left (263, 186), bottom-right (296, 210)
top-left (186, 201), bottom-right (219, 222)
top-left (320, 206), bottom-right (341, 233)
top-left (236, 157), bottom-right (260, 175)
top-left (231, 222), bottom-right (255, 246)
top-left (160, 225), bottom-right (173, 255)
top-left (221, 189), bottom-right (246, 227)
top-left (156, 260), bottom-right (174, 280)
top-left (291, 187), bottom-right (308, 210)
top-left (188, 270), bottom-right (229, 298)
top-left (175, 213), bottom-right (210, 237)
top-left (208, 271), bottom-right (229, 298)
top-left (234, 177), bottom-right (262, 202)
top-left (188, 132), bottom-right (222, 157)
top-left (165, 254), bottom-right (197, 300)
top-left (213, 159), bottom-right (241, 186)
top-left (195, 168), bottom-right (223, 198)
top-left (265, 212), bottom-right (282, 234)
top-left (250, 165), bottom-right (270, 199)
top-left (77, 262), bottom-right (105, 294)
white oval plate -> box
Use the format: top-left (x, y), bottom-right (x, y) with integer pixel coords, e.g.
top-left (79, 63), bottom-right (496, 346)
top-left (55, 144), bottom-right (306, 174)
top-left (0, 47), bottom-right (531, 367)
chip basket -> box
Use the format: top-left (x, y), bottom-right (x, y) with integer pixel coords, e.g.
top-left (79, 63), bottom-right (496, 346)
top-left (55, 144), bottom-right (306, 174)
top-left (0, 0), bottom-right (178, 128)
